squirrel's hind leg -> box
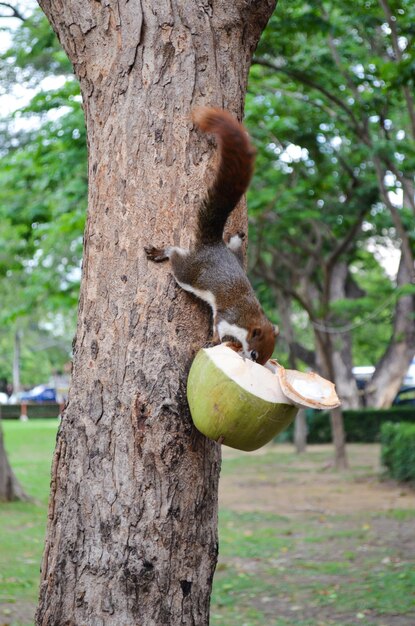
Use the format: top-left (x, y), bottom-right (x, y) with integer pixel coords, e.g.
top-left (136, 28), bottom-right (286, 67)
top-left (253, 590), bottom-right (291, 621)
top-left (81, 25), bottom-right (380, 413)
top-left (226, 232), bottom-right (245, 266)
top-left (145, 245), bottom-right (188, 263)
top-left (144, 245), bottom-right (169, 262)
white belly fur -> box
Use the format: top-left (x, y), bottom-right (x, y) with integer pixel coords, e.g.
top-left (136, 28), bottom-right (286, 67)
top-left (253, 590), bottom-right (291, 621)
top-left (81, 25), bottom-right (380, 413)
top-left (175, 280), bottom-right (217, 317)
top-left (217, 320), bottom-right (249, 355)
top-left (175, 279), bottom-right (249, 355)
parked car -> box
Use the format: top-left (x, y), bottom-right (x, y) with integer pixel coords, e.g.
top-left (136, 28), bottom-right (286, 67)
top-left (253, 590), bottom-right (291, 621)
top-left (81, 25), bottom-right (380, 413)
top-left (393, 387), bottom-right (415, 407)
top-left (352, 366), bottom-right (375, 390)
top-left (5, 391), bottom-right (24, 404)
top-left (353, 357), bottom-right (415, 390)
top-left (20, 385), bottom-right (56, 403)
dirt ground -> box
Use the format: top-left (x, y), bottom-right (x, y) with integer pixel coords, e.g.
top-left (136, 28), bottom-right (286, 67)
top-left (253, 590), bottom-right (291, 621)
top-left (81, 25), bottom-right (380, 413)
top-left (219, 443), bottom-right (415, 516)
top-left (3, 444), bottom-right (414, 626)
top-left (215, 443), bottom-right (415, 626)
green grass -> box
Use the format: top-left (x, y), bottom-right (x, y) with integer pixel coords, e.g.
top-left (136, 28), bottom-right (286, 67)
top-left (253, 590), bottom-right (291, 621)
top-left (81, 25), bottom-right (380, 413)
top-left (0, 420), bottom-right (58, 625)
top-left (1, 421), bottom-right (414, 626)
top-left (211, 507), bottom-right (415, 625)
top-left (2, 419), bottom-right (58, 503)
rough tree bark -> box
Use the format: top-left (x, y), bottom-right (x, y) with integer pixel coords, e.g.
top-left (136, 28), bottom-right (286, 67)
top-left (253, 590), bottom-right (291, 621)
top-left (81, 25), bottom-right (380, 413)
top-left (0, 421), bottom-right (29, 501)
top-left (35, 1), bottom-right (276, 624)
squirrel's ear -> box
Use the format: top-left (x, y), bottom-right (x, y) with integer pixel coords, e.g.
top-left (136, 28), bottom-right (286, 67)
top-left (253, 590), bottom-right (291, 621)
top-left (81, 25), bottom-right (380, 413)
top-left (251, 327), bottom-right (263, 339)
top-left (273, 325), bottom-right (280, 337)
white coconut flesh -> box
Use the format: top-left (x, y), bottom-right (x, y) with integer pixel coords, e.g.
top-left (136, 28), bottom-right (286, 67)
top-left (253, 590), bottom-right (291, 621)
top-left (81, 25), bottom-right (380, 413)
top-left (207, 345), bottom-right (340, 410)
top-left (206, 344), bottom-right (289, 404)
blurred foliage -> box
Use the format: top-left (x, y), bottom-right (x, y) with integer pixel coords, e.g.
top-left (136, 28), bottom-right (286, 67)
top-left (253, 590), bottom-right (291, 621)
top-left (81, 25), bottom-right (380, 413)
top-left (0, 317), bottom-right (73, 389)
top-left (245, 0), bottom-right (415, 370)
top-left (0, 7), bottom-right (85, 386)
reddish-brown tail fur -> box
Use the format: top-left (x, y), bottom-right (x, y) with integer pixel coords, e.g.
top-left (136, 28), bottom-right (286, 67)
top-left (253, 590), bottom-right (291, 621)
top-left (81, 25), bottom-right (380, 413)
top-left (192, 107), bottom-right (256, 245)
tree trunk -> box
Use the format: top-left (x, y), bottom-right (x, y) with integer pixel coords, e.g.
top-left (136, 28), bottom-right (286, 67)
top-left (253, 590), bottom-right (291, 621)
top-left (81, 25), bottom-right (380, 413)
top-left (323, 261), bottom-right (360, 410)
top-left (12, 328), bottom-right (21, 395)
top-left (35, 1), bottom-right (276, 624)
top-left (0, 421), bottom-right (29, 501)
top-left (294, 409), bottom-right (307, 454)
top-left (329, 406), bottom-right (348, 469)
top-left (299, 267), bottom-right (350, 469)
top-left (365, 255), bottom-right (415, 408)
top-left (314, 331), bottom-right (349, 469)
top-left (277, 296), bottom-right (308, 454)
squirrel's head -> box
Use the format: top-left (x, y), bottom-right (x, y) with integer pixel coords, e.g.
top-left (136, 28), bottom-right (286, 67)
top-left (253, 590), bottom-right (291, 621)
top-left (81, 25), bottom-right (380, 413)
top-left (247, 322), bottom-right (279, 366)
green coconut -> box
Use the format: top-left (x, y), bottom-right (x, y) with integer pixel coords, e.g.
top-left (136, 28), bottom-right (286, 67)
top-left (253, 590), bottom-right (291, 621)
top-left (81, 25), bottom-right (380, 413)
top-left (187, 344), bottom-right (340, 452)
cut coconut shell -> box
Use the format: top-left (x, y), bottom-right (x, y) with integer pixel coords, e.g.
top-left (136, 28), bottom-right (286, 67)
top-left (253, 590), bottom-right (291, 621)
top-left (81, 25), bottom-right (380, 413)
top-left (268, 360), bottom-right (341, 410)
top-left (278, 367), bottom-right (340, 409)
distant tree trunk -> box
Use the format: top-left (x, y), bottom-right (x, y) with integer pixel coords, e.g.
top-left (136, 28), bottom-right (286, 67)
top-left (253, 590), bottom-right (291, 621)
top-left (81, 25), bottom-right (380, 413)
top-left (315, 261), bottom-right (360, 468)
top-left (322, 262), bottom-right (360, 410)
top-left (0, 422), bottom-right (29, 501)
top-left (278, 297), bottom-right (308, 454)
top-left (35, 1), bottom-right (276, 624)
top-left (310, 326), bottom-right (346, 470)
top-left (269, 279), bottom-right (350, 467)
top-left (313, 332), bottom-right (349, 469)
top-left (365, 256), bottom-right (415, 407)
top-left (12, 328), bottom-right (21, 395)
top-left (294, 409), bottom-right (307, 454)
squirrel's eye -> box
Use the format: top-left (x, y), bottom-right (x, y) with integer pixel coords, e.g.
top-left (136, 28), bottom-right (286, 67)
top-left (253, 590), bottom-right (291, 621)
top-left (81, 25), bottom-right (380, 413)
top-left (250, 350), bottom-right (258, 362)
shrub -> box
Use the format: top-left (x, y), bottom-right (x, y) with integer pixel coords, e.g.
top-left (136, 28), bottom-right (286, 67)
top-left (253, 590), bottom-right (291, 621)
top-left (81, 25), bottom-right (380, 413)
top-left (0, 403), bottom-right (60, 419)
top-left (380, 422), bottom-right (415, 482)
top-left (277, 406), bottom-right (415, 444)
top-left (308, 406), bottom-right (415, 444)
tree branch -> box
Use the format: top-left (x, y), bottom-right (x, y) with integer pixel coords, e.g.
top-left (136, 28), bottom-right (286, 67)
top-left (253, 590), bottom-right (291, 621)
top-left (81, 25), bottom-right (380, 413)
top-left (320, 3), bottom-right (365, 113)
top-left (254, 254), bottom-right (316, 318)
top-left (255, 52), bottom-right (415, 217)
top-left (253, 56), bottom-right (364, 136)
top-left (291, 342), bottom-right (317, 369)
top-left (0, 2), bottom-right (26, 21)
top-left (326, 203), bottom-right (369, 274)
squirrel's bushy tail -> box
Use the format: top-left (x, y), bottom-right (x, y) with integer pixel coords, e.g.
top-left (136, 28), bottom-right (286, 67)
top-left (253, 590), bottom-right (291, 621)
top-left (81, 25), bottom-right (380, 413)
top-left (192, 107), bottom-right (255, 245)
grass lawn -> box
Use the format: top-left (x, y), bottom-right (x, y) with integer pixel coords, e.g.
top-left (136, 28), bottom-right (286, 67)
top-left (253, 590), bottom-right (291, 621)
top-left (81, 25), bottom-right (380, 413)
top-left (0, 420), bottom-right (58, 626)
top-left (0, 420), bottom-right (414, 626)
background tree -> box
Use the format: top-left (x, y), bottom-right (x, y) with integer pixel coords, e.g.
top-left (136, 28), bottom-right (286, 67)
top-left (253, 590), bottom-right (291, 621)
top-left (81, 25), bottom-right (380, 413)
top-left (242, 0), bottom-right (415, 466)
top-left (33, 1), bottom-right (276, 624)
top-left (0, 423), bottom-right (30, 501)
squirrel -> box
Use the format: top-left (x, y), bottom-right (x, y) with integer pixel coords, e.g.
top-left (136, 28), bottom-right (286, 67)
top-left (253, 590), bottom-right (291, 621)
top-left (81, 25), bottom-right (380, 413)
top-left (144, 107), bottom-right (278, 365)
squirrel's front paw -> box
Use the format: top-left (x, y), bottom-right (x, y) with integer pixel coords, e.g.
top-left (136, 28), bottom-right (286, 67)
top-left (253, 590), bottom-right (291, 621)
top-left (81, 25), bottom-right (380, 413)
top-left (144, 246), bottom-right (168, 262)
top-left (203, 340), bottom-right (220, 349)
